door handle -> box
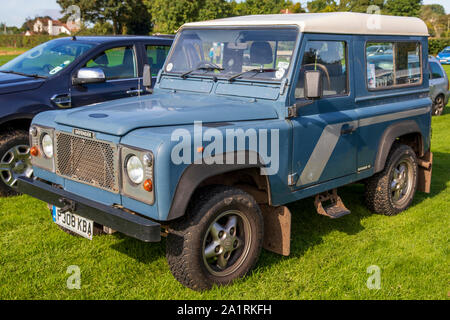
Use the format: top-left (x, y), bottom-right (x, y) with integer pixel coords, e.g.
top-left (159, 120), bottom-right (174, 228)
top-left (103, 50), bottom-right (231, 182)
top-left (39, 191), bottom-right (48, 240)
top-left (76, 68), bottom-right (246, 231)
top-left (341, 124), bottom-right (356, 135)
top-left (126, 89), bottom-right (144, 95)
top-left (51, 93), bottom-right (71, 108)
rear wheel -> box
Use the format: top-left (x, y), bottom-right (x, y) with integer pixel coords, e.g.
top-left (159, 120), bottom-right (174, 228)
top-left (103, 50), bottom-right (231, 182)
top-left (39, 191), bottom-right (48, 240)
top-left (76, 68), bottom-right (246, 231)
top-left (365, 144), bottom-right (418, 216)
top-left (0, 130), bottom-right (32, 197)
top-left (432, 95), bottom-right (445, 116)
top-left (166, 186), bottom-right (264, 291)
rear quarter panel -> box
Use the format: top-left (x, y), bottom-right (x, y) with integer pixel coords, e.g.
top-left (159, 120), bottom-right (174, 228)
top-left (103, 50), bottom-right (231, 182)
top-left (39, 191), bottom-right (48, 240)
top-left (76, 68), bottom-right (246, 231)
top-left (353, 35), bottom-right (431, 178)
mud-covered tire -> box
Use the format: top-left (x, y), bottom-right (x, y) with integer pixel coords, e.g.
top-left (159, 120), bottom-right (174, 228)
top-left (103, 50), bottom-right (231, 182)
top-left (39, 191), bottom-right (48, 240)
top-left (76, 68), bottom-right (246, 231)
top-left (0, 130), bottom-right (31, 197)
top-left (166, 185), bottom-right (264, 291)
top-left (365, 144), bottom-right (418, 216)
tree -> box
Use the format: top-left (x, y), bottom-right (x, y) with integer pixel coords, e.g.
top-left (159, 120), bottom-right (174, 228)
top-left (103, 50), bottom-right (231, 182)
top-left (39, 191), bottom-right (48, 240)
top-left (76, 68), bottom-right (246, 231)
top-left (307, 0), bottom-right (338, 13)
top-left (198, 0), bottom-right (234, 21)
top-left (147, 0), bottom-right (203, 34)
top-left (384, 0), bottom-right (422, 17)
top-left (57, 0), bottom-right (152, 35)
top-left (338, 0), bottom-right (385, 13)
top-left (285, 2), bottom-right (307, 13)
top-left (420, 4), bottom-right (447, 38)
top-left (235, 0), bottom-right (296, 15)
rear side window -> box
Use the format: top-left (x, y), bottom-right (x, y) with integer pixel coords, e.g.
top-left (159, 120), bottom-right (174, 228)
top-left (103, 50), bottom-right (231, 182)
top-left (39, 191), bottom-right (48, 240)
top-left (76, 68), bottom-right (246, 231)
top-left (430, 62), bottom-right (444, 79)
top-left (295, 40), bottom-right (348, 98)
top-left (146, 45), bottom-right (170, 76)
top-left (85, 46), bottom-right (137, 80)
top-left (366, 41), bottom-right (422, 90)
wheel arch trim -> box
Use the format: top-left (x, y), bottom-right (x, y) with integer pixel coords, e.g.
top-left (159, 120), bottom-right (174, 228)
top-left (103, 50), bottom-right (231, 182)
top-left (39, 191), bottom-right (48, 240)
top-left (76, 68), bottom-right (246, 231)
top-left (166, 151), bottom-right (270, 221)
top-left (373, 120), bottom-right (424, 173)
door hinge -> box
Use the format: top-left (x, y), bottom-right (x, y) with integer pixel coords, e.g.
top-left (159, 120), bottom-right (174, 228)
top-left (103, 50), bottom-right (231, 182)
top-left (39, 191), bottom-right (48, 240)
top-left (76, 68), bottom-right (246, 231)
top-left (288, 173), bottom-right (298, 186)
top-left (287, 105), bottom-right (297, 118)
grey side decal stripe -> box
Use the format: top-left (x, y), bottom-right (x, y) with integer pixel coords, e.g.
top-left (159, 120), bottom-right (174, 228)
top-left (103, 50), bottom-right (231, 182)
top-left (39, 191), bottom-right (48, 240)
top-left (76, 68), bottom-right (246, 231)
top-left (296, 106), bottom-right (431, 187)
top-left (359, 106), bottom-right (431, 127)
top-left (297, 123), bottom-right (343, 186)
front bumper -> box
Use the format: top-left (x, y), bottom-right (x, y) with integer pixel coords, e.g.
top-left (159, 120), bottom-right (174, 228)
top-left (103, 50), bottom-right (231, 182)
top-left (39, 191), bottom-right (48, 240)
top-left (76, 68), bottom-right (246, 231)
top-left (18, 177), bottom-right (161, 242)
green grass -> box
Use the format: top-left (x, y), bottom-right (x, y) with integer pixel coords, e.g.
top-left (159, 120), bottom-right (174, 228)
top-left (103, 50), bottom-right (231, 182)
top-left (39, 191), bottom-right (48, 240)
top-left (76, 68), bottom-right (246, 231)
top-left (0, 57), bottom-right (449, 300)
top-left (0, 55), bottom-right (19, 66)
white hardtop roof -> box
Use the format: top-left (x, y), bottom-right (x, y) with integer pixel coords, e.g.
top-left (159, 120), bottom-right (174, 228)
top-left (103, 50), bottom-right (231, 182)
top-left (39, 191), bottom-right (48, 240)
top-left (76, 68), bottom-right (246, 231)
top-left (182, 12), bottom-right (429, 37)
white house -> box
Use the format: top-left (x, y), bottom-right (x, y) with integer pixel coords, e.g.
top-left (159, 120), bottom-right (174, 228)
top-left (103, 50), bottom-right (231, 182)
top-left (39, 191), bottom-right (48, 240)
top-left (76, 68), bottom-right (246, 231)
top-left (32, 18), bottom-right (78, 36)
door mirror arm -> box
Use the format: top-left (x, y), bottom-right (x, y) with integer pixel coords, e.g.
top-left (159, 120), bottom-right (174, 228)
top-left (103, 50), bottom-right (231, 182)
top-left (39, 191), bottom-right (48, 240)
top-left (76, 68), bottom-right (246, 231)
top-left (143, 64), bottom-right (153, 93)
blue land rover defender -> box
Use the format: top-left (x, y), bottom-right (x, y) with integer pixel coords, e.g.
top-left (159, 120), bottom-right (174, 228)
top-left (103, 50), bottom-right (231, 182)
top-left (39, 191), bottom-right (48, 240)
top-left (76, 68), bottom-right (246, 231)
top-left (18, 13), bottom-right (433, 291)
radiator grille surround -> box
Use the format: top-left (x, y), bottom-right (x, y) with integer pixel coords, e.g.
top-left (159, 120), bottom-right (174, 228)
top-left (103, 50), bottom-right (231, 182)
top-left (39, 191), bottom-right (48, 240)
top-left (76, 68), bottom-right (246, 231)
top-left (55, 131), bottom-right (119, 193)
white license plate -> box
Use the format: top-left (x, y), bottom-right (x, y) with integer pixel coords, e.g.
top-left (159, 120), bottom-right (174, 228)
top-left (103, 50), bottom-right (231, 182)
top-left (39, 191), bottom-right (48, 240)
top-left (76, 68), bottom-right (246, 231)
top-left (52, 206), bottom-right (94, 240)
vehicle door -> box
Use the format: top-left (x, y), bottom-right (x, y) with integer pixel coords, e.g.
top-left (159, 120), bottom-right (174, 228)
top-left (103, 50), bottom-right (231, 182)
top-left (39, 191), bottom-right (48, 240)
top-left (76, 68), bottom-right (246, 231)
top-left (70, 44), bottom-right (140, 107)
top-left (290, 34), bottom-right (358, 189)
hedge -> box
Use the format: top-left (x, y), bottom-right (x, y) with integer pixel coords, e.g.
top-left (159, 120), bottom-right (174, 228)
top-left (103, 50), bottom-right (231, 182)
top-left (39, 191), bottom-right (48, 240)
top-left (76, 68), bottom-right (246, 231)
top-left (0, 35), bottom-right (64, 48)
top-left (429, 38), bottom-right (450, 55)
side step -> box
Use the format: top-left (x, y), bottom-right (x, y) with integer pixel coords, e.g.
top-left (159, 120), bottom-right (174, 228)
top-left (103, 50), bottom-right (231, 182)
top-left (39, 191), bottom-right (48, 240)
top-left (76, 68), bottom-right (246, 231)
top-left (314, 189), bottom-right (350, 219)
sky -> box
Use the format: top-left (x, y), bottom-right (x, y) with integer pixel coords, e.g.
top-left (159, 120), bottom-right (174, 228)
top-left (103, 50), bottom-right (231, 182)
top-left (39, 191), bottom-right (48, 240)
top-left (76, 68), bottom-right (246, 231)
top-left (0, 0), bottom-right (449, 27)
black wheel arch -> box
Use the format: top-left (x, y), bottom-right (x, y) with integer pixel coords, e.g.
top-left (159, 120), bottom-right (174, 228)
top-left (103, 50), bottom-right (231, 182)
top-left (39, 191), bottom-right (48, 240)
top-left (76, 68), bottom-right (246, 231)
top-left (0, 113), bottom-right (37, 133)
top-left (166, 151), bottom-right (270, 221)
top-left (374, 120), bottom-right (424, 174)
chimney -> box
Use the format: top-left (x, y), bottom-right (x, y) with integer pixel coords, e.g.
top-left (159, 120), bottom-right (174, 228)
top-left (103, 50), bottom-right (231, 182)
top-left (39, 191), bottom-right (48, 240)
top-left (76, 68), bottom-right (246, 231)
top-left (48, 20), bottom-right (53, 35)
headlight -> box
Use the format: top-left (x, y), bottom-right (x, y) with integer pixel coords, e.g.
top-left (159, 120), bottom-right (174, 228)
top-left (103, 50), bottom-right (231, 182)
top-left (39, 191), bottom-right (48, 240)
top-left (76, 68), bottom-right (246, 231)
top-left (126, 155), bottom-right (144, 184)
top-left (41, 134), bottom-right (53, 158)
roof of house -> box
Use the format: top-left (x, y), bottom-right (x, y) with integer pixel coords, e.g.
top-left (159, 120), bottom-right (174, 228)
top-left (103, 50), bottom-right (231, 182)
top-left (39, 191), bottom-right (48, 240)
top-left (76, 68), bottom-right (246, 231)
top-left (182, 12), bottom-right (429, 36)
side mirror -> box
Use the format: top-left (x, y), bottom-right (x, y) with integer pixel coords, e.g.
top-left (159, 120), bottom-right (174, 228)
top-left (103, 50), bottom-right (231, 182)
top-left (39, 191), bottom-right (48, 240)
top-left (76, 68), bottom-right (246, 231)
top-left (72, 68), bottom-right (106, 85)
top-left (143, 64), bottom-right (152, 93)
top-left (304, 70), bottom-right (323, 99)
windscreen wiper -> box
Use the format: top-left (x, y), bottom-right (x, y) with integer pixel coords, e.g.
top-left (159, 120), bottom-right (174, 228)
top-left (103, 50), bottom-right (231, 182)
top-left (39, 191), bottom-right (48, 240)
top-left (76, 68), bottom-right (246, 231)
top-left (180, 63), bottom-right (224, 79)
top-left (0, 70), bottom-right (47, 79)
top-left (227, 68), bottom-right (277, 83)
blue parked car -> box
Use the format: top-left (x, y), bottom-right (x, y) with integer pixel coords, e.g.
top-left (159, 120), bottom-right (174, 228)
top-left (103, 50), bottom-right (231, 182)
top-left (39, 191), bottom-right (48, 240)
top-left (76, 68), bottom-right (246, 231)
top-left (0, 36), bottom-right (173, 196)
top-left (436, 46), bottom-right (450, 64)
top-left (18, 13), bottom-right (433, 291)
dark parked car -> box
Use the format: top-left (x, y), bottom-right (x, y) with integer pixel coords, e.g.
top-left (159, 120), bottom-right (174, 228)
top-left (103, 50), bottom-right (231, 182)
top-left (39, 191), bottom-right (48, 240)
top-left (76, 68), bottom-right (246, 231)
top-left (0, 35), bottom-right (173, 196)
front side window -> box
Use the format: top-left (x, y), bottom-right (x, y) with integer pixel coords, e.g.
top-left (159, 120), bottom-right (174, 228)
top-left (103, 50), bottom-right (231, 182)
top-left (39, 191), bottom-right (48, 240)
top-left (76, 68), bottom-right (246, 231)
top-left (85, 46), bottom-right (136, 80)
top-left (295, 40), bottom-right (348, 98)
top-left (366, 41), bottom-right (421, 90)
top-left (146, 45), bottom-right (170, 76)
top-left (430, 62), bottom-right (444, 79)
top-left (0, 40), bottom-right (94, 77)
top-left (164, 27), bottom-right (298, 82)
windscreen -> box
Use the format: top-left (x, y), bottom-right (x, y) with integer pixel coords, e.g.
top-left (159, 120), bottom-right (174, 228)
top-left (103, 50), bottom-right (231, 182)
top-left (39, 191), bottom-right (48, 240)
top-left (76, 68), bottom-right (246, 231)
top-left (0, 40), bottom-right (94, 77)
top-left (164, 27), bottom-right (298, 82)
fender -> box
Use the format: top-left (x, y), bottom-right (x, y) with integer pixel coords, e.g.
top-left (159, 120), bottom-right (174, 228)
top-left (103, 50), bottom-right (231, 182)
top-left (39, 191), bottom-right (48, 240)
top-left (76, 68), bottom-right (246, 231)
top-left (167, 151), bottom-right (268, 221)
top-left (0, 113), bottom-right (37, 130)
top-left (373, 120), bottom-right (423, 173)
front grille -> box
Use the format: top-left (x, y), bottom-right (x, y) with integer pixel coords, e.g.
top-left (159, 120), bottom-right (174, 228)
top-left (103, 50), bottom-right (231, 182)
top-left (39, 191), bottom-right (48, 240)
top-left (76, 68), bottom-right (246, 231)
top-left (55, 131), bottom-right (119, 193)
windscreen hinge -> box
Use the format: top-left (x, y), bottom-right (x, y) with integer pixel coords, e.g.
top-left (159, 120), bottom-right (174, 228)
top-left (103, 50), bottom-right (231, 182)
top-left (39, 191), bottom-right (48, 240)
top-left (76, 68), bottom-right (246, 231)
top-left (287, 104), bottom-right (298, 118)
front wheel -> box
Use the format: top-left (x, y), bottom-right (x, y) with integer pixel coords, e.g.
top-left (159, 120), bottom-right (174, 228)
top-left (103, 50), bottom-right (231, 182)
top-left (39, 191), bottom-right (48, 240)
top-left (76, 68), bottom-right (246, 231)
top-left (365, 144), bottom-right (418, 216)
top-left (0, 130), bottom-right (32, 197)
top-left (166, 186), bottom-right (264, 291)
